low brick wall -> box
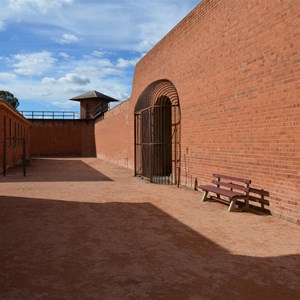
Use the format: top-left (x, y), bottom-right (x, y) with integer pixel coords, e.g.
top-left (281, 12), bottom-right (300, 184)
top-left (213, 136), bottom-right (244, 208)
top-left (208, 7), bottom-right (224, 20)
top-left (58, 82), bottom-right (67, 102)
top-left (30, 119), bottom-right (96, 157)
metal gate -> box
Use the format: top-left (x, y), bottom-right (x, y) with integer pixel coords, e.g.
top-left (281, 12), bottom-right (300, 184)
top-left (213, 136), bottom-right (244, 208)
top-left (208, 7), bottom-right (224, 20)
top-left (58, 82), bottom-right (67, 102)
top-left (134, 80), bottom-right (181, 185)
top-left (134, 100), bottom-right (180, 184)
top-left (2, 137), bottom-right (27, 176)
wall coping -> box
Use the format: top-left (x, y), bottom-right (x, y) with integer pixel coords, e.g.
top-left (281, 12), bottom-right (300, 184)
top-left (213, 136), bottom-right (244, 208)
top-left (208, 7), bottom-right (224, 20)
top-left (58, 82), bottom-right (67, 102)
top-left (0, 99), bottom-right (31, 126)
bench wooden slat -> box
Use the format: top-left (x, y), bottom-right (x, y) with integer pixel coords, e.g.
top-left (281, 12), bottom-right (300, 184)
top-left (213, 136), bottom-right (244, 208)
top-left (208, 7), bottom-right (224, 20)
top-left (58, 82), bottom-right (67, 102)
top-left (213, 173), bottom-right (251, 184)
top-left (212, 180), bottom-right (249, 192)
top-left (198, 185), bottom-right (245, 199)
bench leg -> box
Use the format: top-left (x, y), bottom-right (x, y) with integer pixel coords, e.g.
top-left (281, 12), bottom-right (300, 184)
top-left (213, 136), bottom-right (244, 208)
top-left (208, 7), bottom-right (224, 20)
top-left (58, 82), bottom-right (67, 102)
top-left (228, 199), bottom-right (237, 212)
top-left (244, 197), bottom-right (249, 210)
top-left (201, 191), bottom-right (208, 202)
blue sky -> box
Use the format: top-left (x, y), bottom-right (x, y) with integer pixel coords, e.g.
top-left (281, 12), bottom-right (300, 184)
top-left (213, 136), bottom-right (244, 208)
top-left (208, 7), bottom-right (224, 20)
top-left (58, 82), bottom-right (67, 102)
top-left (0, 0), bottom-right (200, 112)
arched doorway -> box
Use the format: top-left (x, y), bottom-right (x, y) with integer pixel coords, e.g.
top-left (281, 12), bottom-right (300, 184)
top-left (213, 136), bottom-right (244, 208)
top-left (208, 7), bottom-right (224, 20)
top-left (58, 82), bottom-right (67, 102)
top-left (134, 80), bottom-right (181, 184)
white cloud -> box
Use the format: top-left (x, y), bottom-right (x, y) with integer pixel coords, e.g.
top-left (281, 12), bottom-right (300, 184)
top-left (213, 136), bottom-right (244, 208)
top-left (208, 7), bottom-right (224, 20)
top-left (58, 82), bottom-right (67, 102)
top-left (0, 72), bottom-right (17, 81)
top-left (0, 1), bottom-right (199, 110)
top-left (43, 73), bottom-right (90, 85)
top-left (101, 68), bottom-right (123, 76)
top-left (59, 52), bottom-right (72, 59)
top-left (137, 40), bottom-right (157, 52)
top-left (9, 0), bottom-right (74, 13)
top-left (51, 100), bottom-right (77, 109)
top-left (1, 73), bottom-right (131, 110)
top-left (92, 50), bottom-right (112, 58)
top-left (2, 1), bottom-right (198, 52)
top-left (60, 73), bottom-right (90, 85)
top-left (41, 77), bottom-right (55, 84)
top-left (56, 33), bottom-right (80, 44)
top-left (0, 49), bottom-right (142, 110)
top-left (63, 87), bottom-right (90, 95)
top-left (73, 64), bottom-right (123, 78)
top-left (13, 51), bottom-right (56, 76)
top-left (116, 57), bottom-right (139, 68)
top-left (0, 48), bottom-right (142, 110)
top-left (97, 58), bottom-right (113, 68)
top-left (70, 55), bottom-right (124, 77)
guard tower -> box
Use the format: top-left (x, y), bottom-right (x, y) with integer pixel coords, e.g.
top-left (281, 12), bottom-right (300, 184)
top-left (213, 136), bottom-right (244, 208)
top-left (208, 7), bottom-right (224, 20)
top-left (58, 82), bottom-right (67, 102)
top-left (69, 91), bottom-right (119, 120)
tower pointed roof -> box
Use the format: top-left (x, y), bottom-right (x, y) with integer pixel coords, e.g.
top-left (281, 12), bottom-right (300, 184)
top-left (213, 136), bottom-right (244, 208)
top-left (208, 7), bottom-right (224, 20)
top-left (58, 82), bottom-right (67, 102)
top-left (69, 90), bottom-right (119, 102)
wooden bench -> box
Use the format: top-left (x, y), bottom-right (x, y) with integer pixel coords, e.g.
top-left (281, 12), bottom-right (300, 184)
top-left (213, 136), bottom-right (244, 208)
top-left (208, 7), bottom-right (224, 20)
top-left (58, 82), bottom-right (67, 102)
top-left (198, 174), bottom-right (251, 212)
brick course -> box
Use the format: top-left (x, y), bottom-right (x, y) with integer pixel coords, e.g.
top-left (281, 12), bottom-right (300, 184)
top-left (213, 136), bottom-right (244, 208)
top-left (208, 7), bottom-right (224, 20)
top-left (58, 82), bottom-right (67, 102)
top-left (94, 0), bottom-right (300, 223)
top-left (95, 101), bottom-right (132, 169)
top-left (30, 120), bottom-right (96, 157)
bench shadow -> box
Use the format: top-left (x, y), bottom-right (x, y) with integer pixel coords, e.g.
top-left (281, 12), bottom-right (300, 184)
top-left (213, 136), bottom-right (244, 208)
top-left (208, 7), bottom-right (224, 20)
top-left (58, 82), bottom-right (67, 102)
top-left (0, 196), bottom-right (299, 299)
top-left (0, 158), bottom-right (113, 182)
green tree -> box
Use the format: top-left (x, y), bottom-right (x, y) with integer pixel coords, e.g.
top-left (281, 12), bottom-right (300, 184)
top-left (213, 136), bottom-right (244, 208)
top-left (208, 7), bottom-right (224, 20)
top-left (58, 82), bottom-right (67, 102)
top-left (0, 90), bottom-right (20, 109)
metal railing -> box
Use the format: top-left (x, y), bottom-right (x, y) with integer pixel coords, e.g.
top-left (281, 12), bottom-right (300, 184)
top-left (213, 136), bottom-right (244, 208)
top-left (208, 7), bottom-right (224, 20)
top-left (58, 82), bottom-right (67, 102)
top-left (20, 111), bottom-right (80, 120)
top-left (86, 102), bottom-right (109, 119)
top-left (21, 103), bottom-right (110, 120)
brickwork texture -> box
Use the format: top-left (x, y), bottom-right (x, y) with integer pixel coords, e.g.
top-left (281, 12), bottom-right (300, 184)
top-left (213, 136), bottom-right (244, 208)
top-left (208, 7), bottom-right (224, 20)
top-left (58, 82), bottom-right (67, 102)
top-left (94, 0), bottom-right (300, 223)
top-left (30, 120), bottom-right (96, 157)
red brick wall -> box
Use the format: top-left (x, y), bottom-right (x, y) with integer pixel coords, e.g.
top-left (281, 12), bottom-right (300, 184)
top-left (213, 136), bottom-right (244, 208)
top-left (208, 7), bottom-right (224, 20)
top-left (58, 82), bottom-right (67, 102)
top-left (0, 100), bottom-right (31, 173)
top-left (95, 0), bottom-right (300, 223)
top-left (30, 120), bottom-right (95, 157)
top-left (95, 101), bottom-right (133, 168)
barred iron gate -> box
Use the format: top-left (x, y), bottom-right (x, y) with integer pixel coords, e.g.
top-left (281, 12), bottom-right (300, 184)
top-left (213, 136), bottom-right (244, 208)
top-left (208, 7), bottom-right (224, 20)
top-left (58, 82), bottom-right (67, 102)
top-left (141, 107), bottom-right (151, 180)
top-left (2, 137), bottom-right (27, 176)
top-left (134, 80), bottom-right (181, 185)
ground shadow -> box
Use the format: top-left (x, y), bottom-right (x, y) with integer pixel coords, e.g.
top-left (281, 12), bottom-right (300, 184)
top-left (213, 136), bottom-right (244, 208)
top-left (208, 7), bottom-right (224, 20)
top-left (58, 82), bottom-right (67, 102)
top-left (0, 196), bottom-right (299, 299)
top-left (0, 158), bottom-right (113, 182)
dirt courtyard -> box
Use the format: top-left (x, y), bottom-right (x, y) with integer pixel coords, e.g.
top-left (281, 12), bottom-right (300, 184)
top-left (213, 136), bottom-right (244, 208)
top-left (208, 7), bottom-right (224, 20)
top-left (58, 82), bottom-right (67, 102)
top-left (0, 158), bottom-right (299, 299)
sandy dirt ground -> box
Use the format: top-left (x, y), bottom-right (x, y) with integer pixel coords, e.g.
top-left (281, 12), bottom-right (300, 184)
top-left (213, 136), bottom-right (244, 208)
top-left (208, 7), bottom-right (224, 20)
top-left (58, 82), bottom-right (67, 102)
top-left (0, 157), bottom-right (299, 300)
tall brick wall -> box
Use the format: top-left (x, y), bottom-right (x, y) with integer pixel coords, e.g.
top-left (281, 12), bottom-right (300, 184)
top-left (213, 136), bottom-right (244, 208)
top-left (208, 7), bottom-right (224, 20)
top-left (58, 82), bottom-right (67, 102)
top-left (0, 100), bottom-right (31, 173)
top-left (95, 101), bottom-right (133, 169)
top-left (94, 0), bottom-right (300, 223)
top-left (30, 120), bottom-right (96, 157)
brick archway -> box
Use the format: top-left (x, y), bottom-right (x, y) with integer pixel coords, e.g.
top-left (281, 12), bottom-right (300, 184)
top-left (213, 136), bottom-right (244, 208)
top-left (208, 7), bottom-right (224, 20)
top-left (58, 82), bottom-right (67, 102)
top-left (134, 80), bottom-right (181, 185)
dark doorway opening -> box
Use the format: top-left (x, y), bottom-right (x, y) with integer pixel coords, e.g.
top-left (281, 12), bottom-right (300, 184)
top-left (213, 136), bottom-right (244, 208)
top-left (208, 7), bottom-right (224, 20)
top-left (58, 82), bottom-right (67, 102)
top-left (134, 80), bottom-right (180, 185)
top-left (152, 97), bottom-right (172, 180)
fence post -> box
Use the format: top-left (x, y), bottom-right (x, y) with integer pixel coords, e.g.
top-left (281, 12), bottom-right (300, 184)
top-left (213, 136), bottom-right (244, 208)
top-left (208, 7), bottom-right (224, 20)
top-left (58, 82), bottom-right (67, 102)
top-left (23, 138), bottom-right (26, 177)
top-left (3, 138), bottom-right (6, 176)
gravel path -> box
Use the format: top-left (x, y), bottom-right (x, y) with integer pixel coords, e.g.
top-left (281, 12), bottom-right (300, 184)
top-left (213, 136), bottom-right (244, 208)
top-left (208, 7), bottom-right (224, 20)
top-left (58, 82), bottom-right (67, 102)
top-left (0, 157), bottom-right (299, 299)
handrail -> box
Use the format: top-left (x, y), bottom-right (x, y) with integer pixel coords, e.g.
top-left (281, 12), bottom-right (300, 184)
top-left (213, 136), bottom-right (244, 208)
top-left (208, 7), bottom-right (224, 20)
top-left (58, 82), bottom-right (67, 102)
top-left (92, 102), bottom-right (109, 119)
top-left (20, 111), bottom-right (80, 120)
top-left (20, 103), bottom-right (110, 120)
